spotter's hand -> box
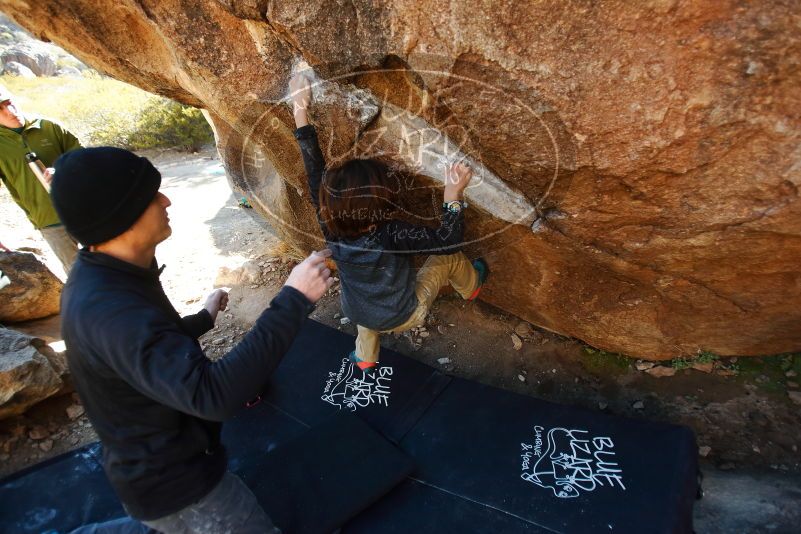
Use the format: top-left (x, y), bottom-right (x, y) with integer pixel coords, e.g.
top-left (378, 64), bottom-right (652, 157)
top-left (284, 249), bottom-right (334, 303)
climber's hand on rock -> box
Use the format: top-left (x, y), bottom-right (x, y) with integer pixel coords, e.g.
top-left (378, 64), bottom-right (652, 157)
top-left (290, 72), bottom-right (312, 111)
top-left (444, 162), bottom-right (473, 202)
top-left (290, 72), bottom-right (312, 128)
top-left (203, 288), bottom-right (229, 323)
top-left (285, 249), bottom-right (334, 304)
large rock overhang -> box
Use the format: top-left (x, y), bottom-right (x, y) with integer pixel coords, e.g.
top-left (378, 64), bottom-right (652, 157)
top-left (3, 0), bottom-right (798, 359)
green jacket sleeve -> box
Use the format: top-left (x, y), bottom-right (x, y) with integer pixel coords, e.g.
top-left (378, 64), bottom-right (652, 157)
top-left (54, 122), bottom-right (83, 153)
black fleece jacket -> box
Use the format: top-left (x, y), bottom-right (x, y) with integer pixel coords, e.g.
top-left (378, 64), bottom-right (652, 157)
top-left (61, 249), bottom-right (313, 520)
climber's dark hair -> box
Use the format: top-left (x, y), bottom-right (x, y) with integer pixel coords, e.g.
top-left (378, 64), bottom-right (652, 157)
top-left (319, 158), bottom-right (398, 238)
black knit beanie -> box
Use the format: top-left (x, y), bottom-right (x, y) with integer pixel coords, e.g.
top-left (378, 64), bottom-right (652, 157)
top-left (51, 147), bottom-right (161, 245)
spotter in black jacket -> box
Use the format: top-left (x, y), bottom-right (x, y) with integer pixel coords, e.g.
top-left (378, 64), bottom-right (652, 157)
top-left (61, 249), bottom-right (313, 520)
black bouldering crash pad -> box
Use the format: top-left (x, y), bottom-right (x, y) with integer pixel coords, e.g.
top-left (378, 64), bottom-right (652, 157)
top-left (0, 320), bottom-right (699, 533)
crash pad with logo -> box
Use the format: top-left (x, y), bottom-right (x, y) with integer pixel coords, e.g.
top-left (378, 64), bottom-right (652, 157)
top-left (0, 319), bottom-right (699, 533)
top-left (262, 320), bottom-right (700, 533)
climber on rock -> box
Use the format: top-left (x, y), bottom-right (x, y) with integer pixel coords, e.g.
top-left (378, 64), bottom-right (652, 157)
top-left (290, 70), bottom-right (489, 373)
top-left (50, 146), bottom-right (334, 533)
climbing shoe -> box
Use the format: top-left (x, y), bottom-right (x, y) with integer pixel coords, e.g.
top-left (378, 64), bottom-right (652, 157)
top-left (468, 258), bottom-right (489, 301)
top-left (349, 350), bottom-right (377, 373)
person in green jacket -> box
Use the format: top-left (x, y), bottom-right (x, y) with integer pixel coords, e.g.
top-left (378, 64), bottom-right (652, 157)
top-left (0, 84), bottom-right (82, 274)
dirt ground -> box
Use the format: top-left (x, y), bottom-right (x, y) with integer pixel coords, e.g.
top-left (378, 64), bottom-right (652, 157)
top-left (1, 148), bottom-right (799, 532)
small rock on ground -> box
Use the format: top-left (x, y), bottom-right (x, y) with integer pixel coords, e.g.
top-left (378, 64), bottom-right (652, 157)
top-left (66, 404), bottom-right (84, 420)
top-left (691, 362), bottom-right (714, 373)
top-left (513, 321), bottom-right (534, 338)
top-left (645, 366), bottom-right (677, 378)
top-left (28, 426), bottom-right (49, 440)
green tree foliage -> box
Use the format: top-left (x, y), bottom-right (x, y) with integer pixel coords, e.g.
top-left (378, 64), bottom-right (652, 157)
top-left (130, 98), bottom-right (212, 152)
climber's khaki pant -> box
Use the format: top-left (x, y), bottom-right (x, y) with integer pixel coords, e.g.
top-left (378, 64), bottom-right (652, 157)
top-left (355, 252), bottom-right (479, 362)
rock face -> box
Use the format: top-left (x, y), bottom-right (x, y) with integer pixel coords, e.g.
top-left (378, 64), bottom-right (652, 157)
top-left (2, 60), bottom-right (35, 78)
top-left (55, 65), bottom-right (82, 78)
top-left (2, 1), bottom-right (798, 358)
top-left (0, 252), bottom-right (63, 322)
top-left (0, 13), bottom-right (91, 77)
top-left (1, 43), bottom-right (57, 76)
top-left (0, 327), bottom-right (70, 419)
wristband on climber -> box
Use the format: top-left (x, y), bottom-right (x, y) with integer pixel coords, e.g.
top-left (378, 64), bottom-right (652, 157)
top-left (443, 200), bottom-right (467, 214)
